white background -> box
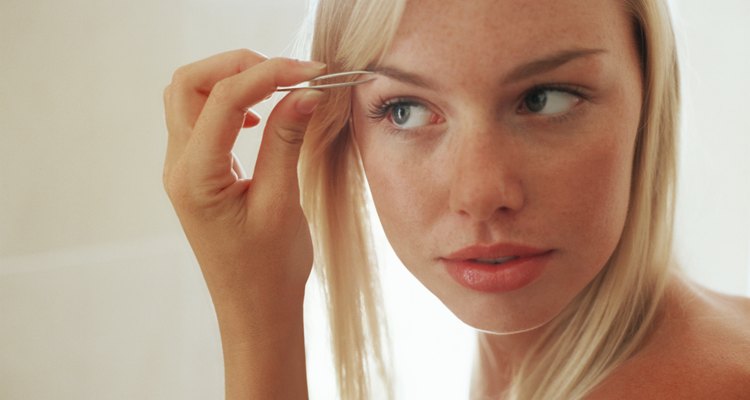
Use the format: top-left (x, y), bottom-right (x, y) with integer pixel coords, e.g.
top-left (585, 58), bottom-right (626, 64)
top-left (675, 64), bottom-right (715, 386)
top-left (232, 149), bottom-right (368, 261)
top-left (0, 0), bottom-right (747, 399)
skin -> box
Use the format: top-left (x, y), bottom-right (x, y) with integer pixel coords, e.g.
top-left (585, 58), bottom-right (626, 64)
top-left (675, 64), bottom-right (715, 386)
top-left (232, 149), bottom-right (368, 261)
top-left (353, 0), bottom-right (640, 334)
top-left (586, 277), bottom-right (750, 399)
top-left (163, 52), bottom-right (326, 398)
top-left (351, 0), bottom-right (750, 397)
top-left (163, 0), bottom-right (750, 398)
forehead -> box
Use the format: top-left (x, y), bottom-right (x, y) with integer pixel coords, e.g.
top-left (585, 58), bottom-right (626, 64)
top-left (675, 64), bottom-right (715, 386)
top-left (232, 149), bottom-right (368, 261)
top-left (384, 0), bottom-right (630, 72)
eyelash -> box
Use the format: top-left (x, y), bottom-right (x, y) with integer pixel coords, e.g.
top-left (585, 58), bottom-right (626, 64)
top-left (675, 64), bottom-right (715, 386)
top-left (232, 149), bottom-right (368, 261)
top-left (518, 84), bottom-right (589, 123)
top-left (365, 97), bottom-right (431, 135)
top-left (366, 84), bottom-right (589, 131)
top-left (367, 96), bottom-right (418, 122)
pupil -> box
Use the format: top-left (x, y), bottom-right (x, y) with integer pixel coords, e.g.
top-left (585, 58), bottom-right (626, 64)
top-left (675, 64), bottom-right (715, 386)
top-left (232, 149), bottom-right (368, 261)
top-left (392, 104), bottom-right (411, 125)
top-left (525, 91), bottom-right (547, 113)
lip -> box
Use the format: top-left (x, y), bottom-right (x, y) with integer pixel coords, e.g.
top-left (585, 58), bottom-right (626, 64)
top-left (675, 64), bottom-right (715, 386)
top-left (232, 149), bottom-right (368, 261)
top-left (441, 243), bottom-right (554, 293)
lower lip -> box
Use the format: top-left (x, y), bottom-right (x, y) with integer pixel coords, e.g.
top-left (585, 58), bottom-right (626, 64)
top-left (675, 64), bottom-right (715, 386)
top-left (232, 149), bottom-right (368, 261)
top-left (443, 251), bottom-right (553, 293)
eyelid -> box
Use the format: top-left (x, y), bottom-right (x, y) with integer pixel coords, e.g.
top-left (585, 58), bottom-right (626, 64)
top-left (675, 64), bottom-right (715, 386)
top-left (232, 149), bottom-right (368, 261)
top-left (527, 84), bottom-right (587, 98)
top-left (367, 96), bottom-right (443, 127)
top-left (516, 84), bottom-right (589, 114)
top-left (367, 96), bottom-right (445, 136)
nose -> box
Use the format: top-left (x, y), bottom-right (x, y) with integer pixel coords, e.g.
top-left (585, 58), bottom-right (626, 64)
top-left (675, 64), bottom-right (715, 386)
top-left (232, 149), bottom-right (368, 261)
top-left (447, 130), bottom-right (525, 221)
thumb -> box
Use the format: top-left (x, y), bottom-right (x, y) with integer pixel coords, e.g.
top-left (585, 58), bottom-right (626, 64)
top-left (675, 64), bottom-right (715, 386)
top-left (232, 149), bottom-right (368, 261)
top-left (252, 89), bottom-right (324, 197)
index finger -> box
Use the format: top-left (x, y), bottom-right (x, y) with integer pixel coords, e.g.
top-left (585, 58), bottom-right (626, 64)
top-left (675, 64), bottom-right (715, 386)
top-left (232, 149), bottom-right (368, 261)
top-left (173, 49), bottom-right (268, 96)
top-left (165, 49), bottom-right (268, 138)
top-left (188, 57), bottom-right (327, 163)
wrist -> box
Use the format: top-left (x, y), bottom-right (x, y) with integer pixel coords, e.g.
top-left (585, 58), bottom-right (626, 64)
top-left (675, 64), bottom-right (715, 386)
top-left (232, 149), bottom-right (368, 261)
top-left (212, 288), bottom-right (305, 339)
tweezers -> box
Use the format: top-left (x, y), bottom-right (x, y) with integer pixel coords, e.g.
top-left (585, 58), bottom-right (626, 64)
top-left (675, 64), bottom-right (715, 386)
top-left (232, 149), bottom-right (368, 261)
top-left (276, 70), bottom-right (375, 91)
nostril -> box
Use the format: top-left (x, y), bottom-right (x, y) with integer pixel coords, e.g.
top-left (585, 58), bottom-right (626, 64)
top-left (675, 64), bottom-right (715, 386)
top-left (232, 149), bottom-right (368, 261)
top-left (447, 135), bottom-right (525, 220)
top-left (449, 177), bottom-right (524, 221)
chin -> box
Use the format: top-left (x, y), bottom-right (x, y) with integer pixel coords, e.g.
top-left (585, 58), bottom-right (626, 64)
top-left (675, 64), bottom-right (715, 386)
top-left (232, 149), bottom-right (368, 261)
top-left (460, 309), bottom-right (562, 336)
top-left (432, 283), bottom-right (578, 335)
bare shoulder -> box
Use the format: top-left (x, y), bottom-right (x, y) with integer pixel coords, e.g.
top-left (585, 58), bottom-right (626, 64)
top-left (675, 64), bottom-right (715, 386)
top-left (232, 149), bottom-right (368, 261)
top-left (588, 277), bottom-right (750, 399)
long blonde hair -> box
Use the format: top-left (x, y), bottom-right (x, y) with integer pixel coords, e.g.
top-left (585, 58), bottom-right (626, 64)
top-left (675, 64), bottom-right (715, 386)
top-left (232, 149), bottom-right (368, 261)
top-left (298, 1), bottom-right (680, 399)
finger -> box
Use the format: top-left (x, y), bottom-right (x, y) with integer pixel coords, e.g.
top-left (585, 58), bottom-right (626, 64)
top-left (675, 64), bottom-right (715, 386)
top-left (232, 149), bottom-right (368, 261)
top-left (176, 49), bottom-right (268, 94)
top-left (164, 49), bottom-right (267, 152)
top-left (163, 84), bottom-right (184, 167)
top-left (187, 58), bottom-right (326, 167)
top-left (252, 89), bottom-right (323, 200)
top-left (243, 109), bottom-right (261, 129)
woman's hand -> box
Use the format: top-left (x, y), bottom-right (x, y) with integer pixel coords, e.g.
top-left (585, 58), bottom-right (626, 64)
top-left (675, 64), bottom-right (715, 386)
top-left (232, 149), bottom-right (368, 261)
top-left (162, 49), bottom-right (325, 399)
top-left (163, 49), bottom-right (324, 310)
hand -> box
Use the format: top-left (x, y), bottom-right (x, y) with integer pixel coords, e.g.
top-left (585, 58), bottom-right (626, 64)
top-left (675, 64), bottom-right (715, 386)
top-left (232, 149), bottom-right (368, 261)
top-left (163, 49), bottom-right (326, 318)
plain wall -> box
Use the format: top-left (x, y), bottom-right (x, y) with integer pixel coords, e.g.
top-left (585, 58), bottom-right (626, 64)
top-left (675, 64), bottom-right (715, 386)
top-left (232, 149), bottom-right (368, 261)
top-left (0, 0), bottom-right (309, 398)
top-left (670, 0), bottom-right (750, 295)
top-left (1, 1), bottom-right (748, 399)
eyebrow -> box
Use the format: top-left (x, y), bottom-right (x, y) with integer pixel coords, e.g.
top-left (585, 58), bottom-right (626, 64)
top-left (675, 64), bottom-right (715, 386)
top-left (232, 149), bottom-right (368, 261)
top-left (369, 65), bottom-right (440, 89)
top-left (502, 48), bottom-right (607, 84)
top-left (369, 48), bottom-right (606, 89)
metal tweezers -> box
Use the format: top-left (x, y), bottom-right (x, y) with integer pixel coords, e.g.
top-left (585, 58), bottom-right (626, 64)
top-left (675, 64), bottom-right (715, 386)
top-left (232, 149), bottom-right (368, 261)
top-left (276, 70), bottom-right (375, 91)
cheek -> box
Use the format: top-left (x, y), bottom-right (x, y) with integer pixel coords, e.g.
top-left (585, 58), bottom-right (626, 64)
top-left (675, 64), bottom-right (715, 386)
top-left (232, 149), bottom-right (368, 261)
top-left (356, 131), bottom-right (446, 270)
top-left (545, 128), bottom-right (636, 261)
top-left (361, 145), bottom-right (434, 239)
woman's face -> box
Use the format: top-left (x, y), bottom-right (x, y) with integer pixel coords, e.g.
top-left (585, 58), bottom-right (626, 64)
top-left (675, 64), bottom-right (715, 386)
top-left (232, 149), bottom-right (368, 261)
top-left (352, 0), bottom-right (643, 333)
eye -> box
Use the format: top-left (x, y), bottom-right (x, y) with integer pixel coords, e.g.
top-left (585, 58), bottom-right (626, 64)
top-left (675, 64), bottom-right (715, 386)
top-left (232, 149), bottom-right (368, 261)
top-left (519, 88), bottom-right (582, 116)
top-left (388, 102), bottom-right (436, 129)
top-left (367, 98), bottom-right (443, 131)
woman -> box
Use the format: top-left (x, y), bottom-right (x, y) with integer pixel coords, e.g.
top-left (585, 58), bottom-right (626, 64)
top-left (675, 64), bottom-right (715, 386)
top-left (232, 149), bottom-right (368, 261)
top-left (162, 0), bottom-right (750, 398)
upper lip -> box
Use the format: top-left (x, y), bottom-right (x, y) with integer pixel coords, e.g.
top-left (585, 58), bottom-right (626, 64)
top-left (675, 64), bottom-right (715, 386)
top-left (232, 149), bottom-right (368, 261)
top-left (442, 243), bottom-right (551, 261)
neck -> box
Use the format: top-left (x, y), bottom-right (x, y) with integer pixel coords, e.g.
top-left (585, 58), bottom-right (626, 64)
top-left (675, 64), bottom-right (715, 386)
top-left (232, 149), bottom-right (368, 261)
top-left (470, 275), bottom-right (683, 398)
top-left (470, 327), bottom-right (546, 398)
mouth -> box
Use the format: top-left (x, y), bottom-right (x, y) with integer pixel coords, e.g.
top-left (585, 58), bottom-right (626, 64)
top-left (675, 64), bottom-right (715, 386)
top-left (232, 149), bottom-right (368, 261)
top-left (443, 243), bottom-right (551, 262)
top-left (472, 256), bottom-right (520, 265)
top-left (441, 243), bottom-right (554, 292)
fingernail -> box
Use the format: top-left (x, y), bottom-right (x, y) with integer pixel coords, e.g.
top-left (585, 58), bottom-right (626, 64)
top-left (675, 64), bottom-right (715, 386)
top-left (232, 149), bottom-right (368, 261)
top-left (298, 59), bottom-right (327, 70)
top-left (245, 108), bottom-right (261, 121)
top-left (296, 90), bottom-right (324, 115)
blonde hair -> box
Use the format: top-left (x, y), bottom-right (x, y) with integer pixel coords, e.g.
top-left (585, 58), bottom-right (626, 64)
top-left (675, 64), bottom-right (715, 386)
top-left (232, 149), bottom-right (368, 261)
top-left (298, 0), bottom-right (680, 399)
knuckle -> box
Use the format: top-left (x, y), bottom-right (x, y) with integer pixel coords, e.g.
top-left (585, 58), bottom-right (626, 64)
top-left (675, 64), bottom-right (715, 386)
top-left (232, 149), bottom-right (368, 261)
top-left (162, 170), bottom-right (174, 195)
top-left (208, 79), bottom-right (234, 105)
top-left (234, 48), bottom-right (267, 72)
top-left (163, 84), bottom-right (173, 106)
top-left (162, 168), bottom-right (181, 196)
top-left (162, 162), bottom-right (190, 199)
top-left (232, 48), bottom-right (255, 57)
top-left (163, 176), bottom-right (192, 210)
top-left (170, 65), bottom-right (191, 85)
top-left (268, 56), bottom-right (293, 67)
top-left (274, 125), bottom-right (305, 146)
top-left (264, 57), bottom-right (293, 75)
top-left (233, 48), bottom-right (257, 61)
